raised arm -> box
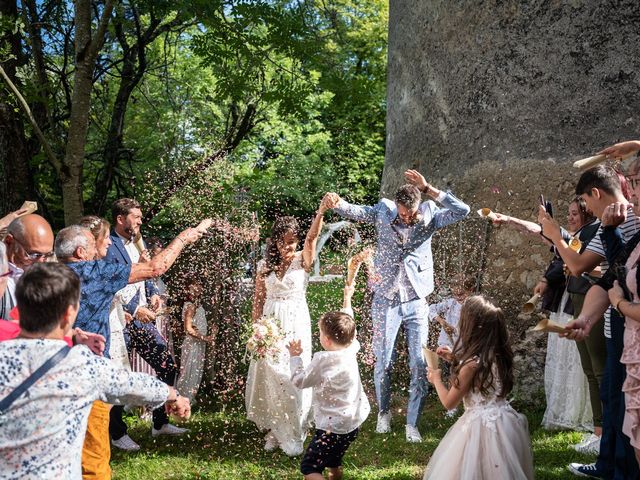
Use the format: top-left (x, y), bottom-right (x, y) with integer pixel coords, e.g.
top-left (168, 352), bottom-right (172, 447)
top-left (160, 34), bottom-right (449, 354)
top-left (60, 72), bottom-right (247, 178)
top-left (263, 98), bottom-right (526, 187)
top-left (539, 207), bottom-right (602, 275)
top-left (404, 169), bottom-right (470, 229)
top-left (427, 361), bottom-right (477, 411)
top-left (324, 192), bottom-right (379, 224)
top-left (302, 196), bottom-right (328, 271)
top-left (492, 212), bottom-right (542, 236)
top-left (128, 219), bottom-right (211, 284)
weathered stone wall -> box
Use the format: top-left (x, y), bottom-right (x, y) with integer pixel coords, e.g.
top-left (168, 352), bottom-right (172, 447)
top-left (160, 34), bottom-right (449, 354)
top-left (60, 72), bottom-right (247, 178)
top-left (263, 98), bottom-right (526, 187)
top-left (384, 0), bottom-right (640, 401)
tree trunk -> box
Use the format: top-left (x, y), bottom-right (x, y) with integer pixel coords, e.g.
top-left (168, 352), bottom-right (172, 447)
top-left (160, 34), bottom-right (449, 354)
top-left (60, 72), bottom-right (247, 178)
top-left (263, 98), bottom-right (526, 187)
top-left (61, 0), bottom-right (113, 224)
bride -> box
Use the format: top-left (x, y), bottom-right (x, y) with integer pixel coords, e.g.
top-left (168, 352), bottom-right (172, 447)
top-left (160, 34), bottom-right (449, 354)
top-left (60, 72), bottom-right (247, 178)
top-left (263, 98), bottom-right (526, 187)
top-left (245, 196), bottom-right (328, 456)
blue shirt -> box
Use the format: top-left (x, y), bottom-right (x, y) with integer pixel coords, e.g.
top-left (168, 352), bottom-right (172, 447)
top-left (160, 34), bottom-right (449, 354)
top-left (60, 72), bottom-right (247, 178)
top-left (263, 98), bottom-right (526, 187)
top-left (67, 261), bottom-right (131, 358)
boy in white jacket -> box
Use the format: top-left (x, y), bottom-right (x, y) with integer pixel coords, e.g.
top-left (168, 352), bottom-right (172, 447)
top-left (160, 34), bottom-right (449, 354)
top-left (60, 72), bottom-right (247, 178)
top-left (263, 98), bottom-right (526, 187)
top-left (287, 311), bottom-right (370, 480)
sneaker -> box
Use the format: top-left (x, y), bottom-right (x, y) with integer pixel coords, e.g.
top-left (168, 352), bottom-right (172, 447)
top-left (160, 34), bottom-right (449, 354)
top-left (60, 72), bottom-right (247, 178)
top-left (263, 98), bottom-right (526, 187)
top-left (151, 423), bottom-right (189, 437)
top-left (574, 434), bottom-right (600, 455)
top-left (111, 434), bottom-right (140, 451)
top-left (376, 412), bottom-right (391, 434)
top-left (573, 433), bottom-right (597, 451)
top-left (264, 432), bottom-right (278, 452)
top-left (405, 424), bottom-right (422, 443)
top-left (568, 463), bottom-right (603, 478)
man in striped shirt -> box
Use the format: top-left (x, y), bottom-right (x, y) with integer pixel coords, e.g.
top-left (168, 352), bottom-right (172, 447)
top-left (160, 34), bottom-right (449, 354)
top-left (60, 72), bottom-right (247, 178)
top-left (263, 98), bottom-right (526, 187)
top-left (542, 165), bottom-right (640, 479)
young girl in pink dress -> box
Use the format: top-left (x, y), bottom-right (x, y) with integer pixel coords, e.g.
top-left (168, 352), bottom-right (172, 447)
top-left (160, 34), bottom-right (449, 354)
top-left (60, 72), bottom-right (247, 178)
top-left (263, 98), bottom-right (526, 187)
top-left (424, 295), bottom-right (534, 480)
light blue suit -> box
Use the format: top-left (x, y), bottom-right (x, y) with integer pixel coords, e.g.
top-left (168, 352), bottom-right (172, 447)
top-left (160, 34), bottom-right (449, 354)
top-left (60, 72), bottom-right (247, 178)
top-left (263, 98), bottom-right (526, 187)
top-left (335, 191), bottom-right (470, 426)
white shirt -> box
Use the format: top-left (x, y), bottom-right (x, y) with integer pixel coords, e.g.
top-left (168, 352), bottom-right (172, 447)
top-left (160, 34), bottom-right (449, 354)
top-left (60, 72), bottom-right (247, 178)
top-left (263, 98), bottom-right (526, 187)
top-left (0, 339), bottom-right (168, 479)
top-left (428, 297), bottom-right (462, 348)
top-left (289, 340), bottom-right (370, 434)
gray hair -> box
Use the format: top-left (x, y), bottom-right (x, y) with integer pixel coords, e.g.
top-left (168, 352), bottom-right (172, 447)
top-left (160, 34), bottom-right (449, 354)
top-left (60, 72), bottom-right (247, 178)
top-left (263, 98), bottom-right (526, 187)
top-left (55, 226), bottom-right (89, 260)
top-left (7, 217), bottom-right (26, 241)
top-left (0, 241), bottom-right (7, 274)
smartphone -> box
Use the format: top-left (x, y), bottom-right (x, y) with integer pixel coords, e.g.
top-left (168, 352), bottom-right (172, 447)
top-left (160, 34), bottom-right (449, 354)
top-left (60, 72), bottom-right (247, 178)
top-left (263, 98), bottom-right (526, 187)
top-left (539, 194), bottom-right (553, 217)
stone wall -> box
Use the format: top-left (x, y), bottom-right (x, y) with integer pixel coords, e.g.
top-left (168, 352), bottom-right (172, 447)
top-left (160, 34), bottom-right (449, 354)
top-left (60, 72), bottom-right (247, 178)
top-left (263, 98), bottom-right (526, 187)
top-left (384, 0), bottom-right (640, 401)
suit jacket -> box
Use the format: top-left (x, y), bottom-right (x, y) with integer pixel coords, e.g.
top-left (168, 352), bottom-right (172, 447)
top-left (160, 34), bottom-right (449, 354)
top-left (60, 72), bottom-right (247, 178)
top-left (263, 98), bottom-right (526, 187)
top-left (334, 192), bottom-right (470, 299)
top-left (104, 229), bottom-right (159, 315)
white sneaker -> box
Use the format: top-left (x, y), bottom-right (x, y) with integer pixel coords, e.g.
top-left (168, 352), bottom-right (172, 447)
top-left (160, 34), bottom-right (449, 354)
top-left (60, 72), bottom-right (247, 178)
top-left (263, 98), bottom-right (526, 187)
top-left (264, 432), bottom-right (278, 452)
top-left (573, 433), bottom-right (597, 452)
top-left (376, 412), bottom-right (391, 433)
top-left (111, 434), bottom-right (140, 451)
top-left (151, 423), bottom-right (189, 437)
top-left (405, 424), bottom-right (422, 443)
top-left (575, 435), bottom-right (601, 456)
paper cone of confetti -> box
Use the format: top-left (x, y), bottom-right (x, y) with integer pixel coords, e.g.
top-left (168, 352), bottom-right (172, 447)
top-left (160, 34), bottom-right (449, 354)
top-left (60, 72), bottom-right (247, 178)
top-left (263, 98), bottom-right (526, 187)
top-left (422, 346), bottom-right (439, 369)
top-left (522, 293), bottom-right (540, 314)
top-left (532, 317), bottom-right (569, 334)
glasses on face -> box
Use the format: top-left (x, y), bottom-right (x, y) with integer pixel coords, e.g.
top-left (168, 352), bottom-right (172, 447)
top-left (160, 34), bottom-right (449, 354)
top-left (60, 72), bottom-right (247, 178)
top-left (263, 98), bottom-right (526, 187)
top-left (13, 237), bottom-right (55, 261)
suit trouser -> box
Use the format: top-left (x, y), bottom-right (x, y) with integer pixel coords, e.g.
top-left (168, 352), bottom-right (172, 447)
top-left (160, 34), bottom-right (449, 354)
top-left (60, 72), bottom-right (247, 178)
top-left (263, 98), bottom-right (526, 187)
top-left (571, 293), bottom-right (606, 428)
top-left (82, 400), bottom-right (112, 479)
top-left (372, 294), bottom-right (428, 427)
top-left (110, 320), bottom-right (176, 438)
top-left (595, 312), bottom-right (640, 479)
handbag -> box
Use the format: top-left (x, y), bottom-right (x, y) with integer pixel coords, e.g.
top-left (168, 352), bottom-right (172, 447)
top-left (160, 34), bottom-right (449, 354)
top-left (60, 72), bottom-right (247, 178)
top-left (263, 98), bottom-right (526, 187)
top-left (0, 345), bottom-right (71, 425)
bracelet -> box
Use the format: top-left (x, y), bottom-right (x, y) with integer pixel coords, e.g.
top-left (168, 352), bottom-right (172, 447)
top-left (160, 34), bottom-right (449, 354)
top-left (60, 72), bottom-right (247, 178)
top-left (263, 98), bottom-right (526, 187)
top-left (614, 298), bottom-right (627, 312)
top-left (175, 236), bottom-right (186, 246)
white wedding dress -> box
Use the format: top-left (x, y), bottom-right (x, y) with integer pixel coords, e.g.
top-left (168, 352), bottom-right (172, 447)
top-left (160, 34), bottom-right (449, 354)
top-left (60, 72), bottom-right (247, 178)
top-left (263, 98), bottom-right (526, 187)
top-left (245, 252), bottom-right (313, 456)
top-left (424, 365), bottom-right (534, 479)
top-left (177, 302), bottom-right (208, 403)
top-left (542, 291), bottom-right (593, 430)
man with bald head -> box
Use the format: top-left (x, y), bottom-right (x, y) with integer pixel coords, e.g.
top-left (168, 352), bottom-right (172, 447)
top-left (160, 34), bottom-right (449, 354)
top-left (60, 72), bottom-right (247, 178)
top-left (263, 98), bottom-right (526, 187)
top-left (0, 214), bottom-right (55, 318)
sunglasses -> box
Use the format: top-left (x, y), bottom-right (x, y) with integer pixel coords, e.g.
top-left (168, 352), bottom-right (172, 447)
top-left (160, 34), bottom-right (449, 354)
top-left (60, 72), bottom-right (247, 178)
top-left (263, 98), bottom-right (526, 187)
top-left (13, 237), bottom-right (55, 261)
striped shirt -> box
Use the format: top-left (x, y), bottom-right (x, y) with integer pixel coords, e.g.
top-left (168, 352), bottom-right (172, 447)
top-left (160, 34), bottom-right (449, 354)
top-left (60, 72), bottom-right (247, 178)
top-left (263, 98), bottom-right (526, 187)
top-left (586, 207), bottom-right (640, 338)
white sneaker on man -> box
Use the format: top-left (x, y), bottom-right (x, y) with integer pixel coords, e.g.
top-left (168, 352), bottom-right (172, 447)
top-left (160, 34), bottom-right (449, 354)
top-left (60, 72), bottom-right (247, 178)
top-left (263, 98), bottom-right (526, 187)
top-left (376, 412), bottom-right (391, 433)
top-left (574, 434), bottom-right (600, 455)
top-left (111, 434), bottom-right (140, 451)
top-left (151, 423), bottom-right (189, 437)
top-left (405, 424), bottom-right (422, 443)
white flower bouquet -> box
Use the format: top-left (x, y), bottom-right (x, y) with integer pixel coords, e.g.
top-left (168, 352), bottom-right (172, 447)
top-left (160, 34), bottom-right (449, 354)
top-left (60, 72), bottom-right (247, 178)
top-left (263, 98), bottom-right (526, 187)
top-left (245, 315), bottom-right (283, 361)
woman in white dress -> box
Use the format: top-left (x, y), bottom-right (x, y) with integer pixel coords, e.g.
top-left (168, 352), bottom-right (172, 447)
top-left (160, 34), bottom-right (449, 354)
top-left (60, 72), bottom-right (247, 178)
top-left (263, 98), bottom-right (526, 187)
top-left (245, 196), bottom-right (328, 456)
top-left (493, 201), bottom-right (594, 432)
top-left (177, 280), bottom-right (216, 403)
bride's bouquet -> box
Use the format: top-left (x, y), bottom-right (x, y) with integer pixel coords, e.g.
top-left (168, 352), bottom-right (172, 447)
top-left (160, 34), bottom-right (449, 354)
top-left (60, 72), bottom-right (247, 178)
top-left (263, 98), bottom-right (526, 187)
top-left (245, 315), bottom-right (284, 361)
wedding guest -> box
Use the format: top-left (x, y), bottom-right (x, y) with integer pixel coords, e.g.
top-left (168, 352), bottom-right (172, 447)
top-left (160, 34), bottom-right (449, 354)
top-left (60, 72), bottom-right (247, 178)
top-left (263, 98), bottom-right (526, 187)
top-left (428, 274), bottom-right (476, 349)
top-left (146, 236), bottom-right (175, 359)
top-left (177, 279), bottom-right (217, 403)
top-left (0, 216), bottom-right (104, 352)
top-left (79, 216), bottom-right (136, 372)
top-left (245, 197), bottom-right (328, 456)
top-left (324, 169), bottom-right (470, 442)
top-left (54, 219), bottom-right (210, 478)
top-left (424, 295), bottom-right (534, 479)
top-left (0, 262), bottom-right (190, 480)
top-left (105, 199), bottom-right (188, 451)
top-left (545, 166), bottom-right (640, 479)
top-left (287, 311), bottom-right (370, 480)
top-left (0, 214), bottom-right (55, 318)
top-left (494, 200), bottom-right (597, 436)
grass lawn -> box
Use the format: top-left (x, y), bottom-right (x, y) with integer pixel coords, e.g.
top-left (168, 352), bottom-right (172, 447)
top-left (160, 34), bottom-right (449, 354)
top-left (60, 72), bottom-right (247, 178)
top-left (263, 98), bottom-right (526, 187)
top-left (111, 280), bottom-right (593, 479)
top-left (111, 400), bottom-right (595, 479)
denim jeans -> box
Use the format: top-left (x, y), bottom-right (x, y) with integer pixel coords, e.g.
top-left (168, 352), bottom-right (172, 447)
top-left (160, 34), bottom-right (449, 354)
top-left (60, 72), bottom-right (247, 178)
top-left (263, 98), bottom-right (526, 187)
top-left (372, 294), bottom-right (429, 427)
top-left (595, 311), bottom-right (640, 479)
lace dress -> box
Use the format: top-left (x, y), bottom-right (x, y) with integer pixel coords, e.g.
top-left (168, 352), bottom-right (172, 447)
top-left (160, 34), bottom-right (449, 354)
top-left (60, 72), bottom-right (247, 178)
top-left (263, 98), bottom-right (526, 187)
top-left (424, 367), bottom-right (534, 480)
top-left (542, 291), bottom-right (593, 430)
top-left (177, 302), bottom-right (208, 403)
top-left (623, 247), bottom-right (640, 449)
top-left (245, 252), bottom-right (313, 456)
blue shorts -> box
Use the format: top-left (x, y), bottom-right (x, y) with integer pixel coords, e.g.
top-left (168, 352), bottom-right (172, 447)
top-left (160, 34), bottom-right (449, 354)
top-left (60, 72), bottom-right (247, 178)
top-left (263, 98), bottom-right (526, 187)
top-left (300, 428), bottom-right (359, 475)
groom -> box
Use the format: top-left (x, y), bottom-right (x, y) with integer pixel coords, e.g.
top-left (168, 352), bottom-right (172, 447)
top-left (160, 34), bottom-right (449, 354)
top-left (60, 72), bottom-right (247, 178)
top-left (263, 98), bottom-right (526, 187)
top-left (325, 170), bottom-right (470, 442)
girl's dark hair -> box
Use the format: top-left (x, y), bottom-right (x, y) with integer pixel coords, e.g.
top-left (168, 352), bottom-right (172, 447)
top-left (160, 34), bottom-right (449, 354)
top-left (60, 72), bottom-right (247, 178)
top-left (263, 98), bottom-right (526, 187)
top-left (264, 217), bottom-right (300, 273)
top-left (451, 295), bottom-right (514, 397)
top-left (571, 196), bottom-right (596, 226)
